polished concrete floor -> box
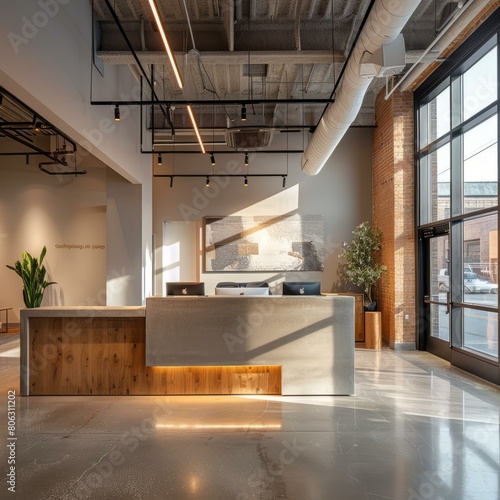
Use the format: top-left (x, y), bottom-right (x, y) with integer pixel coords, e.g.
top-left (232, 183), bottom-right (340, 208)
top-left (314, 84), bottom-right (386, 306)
top-left (0, 342), bottom-right (499, 500)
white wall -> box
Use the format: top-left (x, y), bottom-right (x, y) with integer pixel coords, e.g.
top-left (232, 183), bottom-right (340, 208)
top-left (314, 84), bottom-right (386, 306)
top-left (0, 154), bottom-right (107, 322)
top-left (106, 169), bottom-right (142, 306)
top-left (0, 1), bottom-right (153, 307)
top-left (153, 128), bottom-right (373, 295)
top-left (0, 0), bottom-right (146, 185)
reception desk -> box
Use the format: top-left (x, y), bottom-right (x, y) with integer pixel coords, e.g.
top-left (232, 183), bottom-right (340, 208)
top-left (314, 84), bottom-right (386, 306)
top-left (146, 295), bottom-right (354, 395)
top-left (20, 295), bottom-right (355, 396)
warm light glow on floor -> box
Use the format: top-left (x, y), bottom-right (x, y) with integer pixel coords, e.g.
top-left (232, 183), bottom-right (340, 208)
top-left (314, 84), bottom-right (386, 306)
top-left (155, 423), bottom-right (282, 430)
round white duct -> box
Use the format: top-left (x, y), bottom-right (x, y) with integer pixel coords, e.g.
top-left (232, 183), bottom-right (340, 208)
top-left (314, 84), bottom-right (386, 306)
top-left (301, 0), bottom-right (422, 176)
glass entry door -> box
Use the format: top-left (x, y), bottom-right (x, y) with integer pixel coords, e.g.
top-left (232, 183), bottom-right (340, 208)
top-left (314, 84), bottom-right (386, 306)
top-left (421, 226), bottom-right (452, 360)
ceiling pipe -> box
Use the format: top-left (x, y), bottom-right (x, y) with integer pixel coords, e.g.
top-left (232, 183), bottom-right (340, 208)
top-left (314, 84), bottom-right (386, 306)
top-left (300, 0), bottom-right (422, 176)
top-left (398, 0), bottom-right (490, 92)
top-left (294, 0), bottom-right (304, 51)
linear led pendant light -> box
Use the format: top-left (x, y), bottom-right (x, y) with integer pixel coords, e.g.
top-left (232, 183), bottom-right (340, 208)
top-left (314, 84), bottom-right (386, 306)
top-left (147, 0), bottom-right (183, 89)
top-left (187, 105), bottom-right (206, 154)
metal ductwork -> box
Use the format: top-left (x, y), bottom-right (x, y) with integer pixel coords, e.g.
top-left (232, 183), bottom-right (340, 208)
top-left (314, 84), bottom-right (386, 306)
top-left (301, 0), bottom-right (422, 176)
top-left (225, 127), bottom-right (274, 151)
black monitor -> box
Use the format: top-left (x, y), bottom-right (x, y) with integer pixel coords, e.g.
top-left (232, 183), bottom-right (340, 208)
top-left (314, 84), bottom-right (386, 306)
top-left (282, 282), bottom-right (321, 296)
top-left (166, 282), bottom-right (205, 296)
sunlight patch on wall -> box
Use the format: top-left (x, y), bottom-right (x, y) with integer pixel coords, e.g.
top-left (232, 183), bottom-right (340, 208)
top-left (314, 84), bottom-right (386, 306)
top-left (231, 184), bottom-right (299, 216)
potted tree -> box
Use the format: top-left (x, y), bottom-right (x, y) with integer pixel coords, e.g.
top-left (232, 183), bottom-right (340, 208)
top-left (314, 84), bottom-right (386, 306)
top-left (6, 246), bottom-right (57, 308)
top-left (340, 221), bottom-right (386, 310)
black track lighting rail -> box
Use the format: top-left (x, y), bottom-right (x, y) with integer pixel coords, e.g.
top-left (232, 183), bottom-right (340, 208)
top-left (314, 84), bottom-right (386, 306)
top-left (155, 173), bottom-right (289, 188)
top-left (145, 149), bottom-right (303, 155)
top-left (155, 173), bottom-right (288, 188)
top-left (0, 152), bottom-right (50, 156)
top-left (154, 174), bottom-right (287, 179)
top-left (91, 98), bottom-right (335, 106)
top-left (39, 161), bottom-right (87, 176)
top-left (0, 128), bottom-right (66, 165)
top-left (0, 86), bottom-right (77, 160)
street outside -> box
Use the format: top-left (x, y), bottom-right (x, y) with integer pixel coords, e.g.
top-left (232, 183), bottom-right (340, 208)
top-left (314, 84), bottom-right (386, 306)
top-left (432, 292), bottom-right (498, 358)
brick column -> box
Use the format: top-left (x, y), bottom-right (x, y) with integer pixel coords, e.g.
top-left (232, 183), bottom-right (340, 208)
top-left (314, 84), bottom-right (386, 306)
top-left (372, 89), bottom-right (415, 348)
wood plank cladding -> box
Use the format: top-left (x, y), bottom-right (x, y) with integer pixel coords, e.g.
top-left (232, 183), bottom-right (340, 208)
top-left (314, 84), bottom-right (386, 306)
top-left (28, 317), bottom-right (281, 396)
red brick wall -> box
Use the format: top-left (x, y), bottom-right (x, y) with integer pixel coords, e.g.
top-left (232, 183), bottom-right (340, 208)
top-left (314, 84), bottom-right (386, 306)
top-left (373, 89), bottom-right (415, 347)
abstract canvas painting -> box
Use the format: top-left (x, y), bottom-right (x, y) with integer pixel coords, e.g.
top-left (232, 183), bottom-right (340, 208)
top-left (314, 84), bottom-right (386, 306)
top-left (204, 215), bottom-right (324, 272)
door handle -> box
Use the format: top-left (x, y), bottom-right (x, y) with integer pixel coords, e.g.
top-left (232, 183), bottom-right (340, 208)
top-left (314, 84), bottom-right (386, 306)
top-left (445, 291), bottom-right (450, 314)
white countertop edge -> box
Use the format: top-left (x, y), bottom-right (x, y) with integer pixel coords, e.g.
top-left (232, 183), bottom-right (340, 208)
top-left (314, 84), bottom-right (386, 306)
top-left (21, 306), bottom-right (146, 318)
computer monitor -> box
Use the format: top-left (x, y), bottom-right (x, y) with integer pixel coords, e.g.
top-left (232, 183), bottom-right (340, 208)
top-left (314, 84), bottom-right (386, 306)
top-left (215, 287), bottom-right (270, 296)
top-left (282, 282), bottom-right (321, 296)
top-left (166, 282), bottom-right (205, 296)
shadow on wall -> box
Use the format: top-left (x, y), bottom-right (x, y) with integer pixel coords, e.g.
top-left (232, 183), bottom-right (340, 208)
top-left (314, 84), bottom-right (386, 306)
top-left (44, 284), bottom-right (65, 307)
top-left (331, 260), bottom-right (364, 295)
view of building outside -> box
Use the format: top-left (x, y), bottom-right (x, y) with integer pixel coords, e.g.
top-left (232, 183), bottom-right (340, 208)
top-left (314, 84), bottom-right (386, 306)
top-left (418, 38), bottom-right (498, 359)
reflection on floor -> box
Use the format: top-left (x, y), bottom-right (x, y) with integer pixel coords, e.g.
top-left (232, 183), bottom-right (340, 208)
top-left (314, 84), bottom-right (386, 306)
top-left (0, 341), bottom-right (499, 499)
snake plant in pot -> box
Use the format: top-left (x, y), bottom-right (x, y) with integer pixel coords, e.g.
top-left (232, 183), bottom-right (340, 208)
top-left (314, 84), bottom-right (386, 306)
top-left (340, 221), bottom-right (387, 310)
top-left (6, 246), bottom-right (57, 308)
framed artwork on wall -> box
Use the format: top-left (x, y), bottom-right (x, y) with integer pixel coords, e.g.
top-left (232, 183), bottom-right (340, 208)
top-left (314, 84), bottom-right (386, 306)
top-left (203, 214), bottom-right (324, 272)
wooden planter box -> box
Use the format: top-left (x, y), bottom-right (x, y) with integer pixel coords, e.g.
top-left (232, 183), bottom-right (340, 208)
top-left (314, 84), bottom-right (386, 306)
top-left (364, 311), bottom-right (382, 350)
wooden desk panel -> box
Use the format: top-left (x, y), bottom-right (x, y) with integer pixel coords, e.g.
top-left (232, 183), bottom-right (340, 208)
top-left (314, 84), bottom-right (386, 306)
top-left (25, 316), bottom-right (281, 396)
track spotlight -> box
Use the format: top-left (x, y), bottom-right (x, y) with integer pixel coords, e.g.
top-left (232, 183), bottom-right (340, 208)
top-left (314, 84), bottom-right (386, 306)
top-left (282, 176), bottom-right (286, 188)
top-left (158, 153), bottom-right (162, 166)
top-left (170, 176), bottom-right (174, 188)
top-left (210, 154), bottom-right (216, 166)
top-left (244, 152), bottom-right (249, 166)
top-left (114, 104), bottom-right (120, 121)
top-left (241, 105), bottom-right (247, 121)
top-left (206, 176), bottom-right (210, 187)
top-left (244, 175), bottom-right (248, 187)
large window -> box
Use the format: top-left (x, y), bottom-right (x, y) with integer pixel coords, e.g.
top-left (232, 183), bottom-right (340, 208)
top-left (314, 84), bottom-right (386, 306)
top-left (462, 46), bottom-right (497, 121)
top-left (463, 114), bottom-right (498, 212)
top-left (417, 21), bottom-right (499, 369)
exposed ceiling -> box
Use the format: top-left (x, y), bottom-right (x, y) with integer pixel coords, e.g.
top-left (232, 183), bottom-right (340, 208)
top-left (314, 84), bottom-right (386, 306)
top-left (0, 86), bottom-right (83, 175)
top-left (0, 1), bottom-right (488, 167)
top-left (92, 0), bottom-right (458, 139)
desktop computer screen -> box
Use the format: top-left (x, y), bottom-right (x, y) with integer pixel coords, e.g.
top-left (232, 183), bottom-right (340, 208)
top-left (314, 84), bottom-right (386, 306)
top-left (166, 282), bottom-right (205, 296)
top-left (282, 282), bottom-right (321, 296)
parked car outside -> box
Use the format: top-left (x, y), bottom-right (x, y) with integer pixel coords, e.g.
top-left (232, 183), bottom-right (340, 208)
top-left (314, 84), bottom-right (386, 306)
top-left (438, 269), bottom-right (449, 291)
top-left (438, 269), bottom-right (498, 294)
